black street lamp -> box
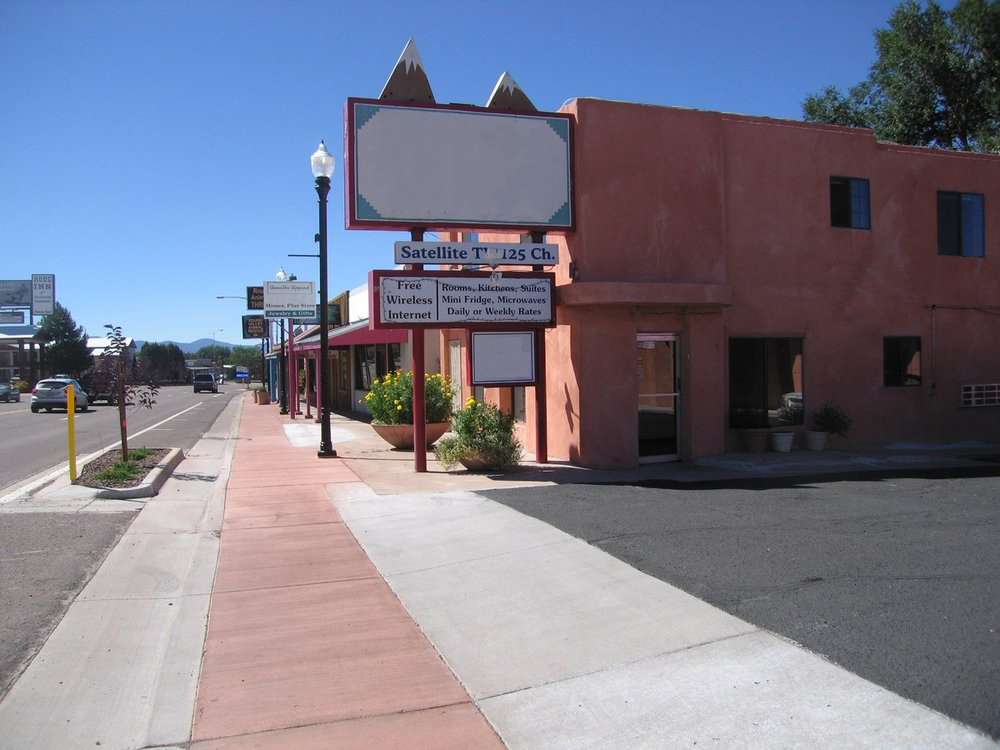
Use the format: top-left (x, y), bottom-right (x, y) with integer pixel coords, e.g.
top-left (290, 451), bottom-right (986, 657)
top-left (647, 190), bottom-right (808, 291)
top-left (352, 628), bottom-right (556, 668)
top-left (275, 267), bottom-right (290, 414)
top-left (311, 141), bottom-right (336, 457)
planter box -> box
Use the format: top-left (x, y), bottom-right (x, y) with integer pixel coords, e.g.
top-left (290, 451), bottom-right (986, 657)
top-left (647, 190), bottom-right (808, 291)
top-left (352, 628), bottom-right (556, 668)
top-left (371, 421), bottom-right (451, 450)
top-left (806, 430), bottom-right (828, 451)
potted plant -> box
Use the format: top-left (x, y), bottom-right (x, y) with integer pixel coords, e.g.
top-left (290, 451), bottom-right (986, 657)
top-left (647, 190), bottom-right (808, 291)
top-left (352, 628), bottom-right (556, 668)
top-left (254, 387), bottom-right (270, 405)
top-left (434, 398), bottom-right (522, 472)
top-left (807, 401), bottom-right (852, 450)
top-left (363, 370), bottom-right (453, 449)
top-left (731, 407), bottom-right (769, 452)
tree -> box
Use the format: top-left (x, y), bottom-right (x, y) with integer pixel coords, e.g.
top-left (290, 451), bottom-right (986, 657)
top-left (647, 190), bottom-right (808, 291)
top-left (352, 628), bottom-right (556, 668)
top-left (803, 0), bottom-right (1000, 152)
top-left (101, 324), bottom-right (159, 461)
top-left (229, 345), bottom-right (264, 380)
top-left (37, 302), bottom-right (91, 377)
top-left (139, 341), bottom-right (186, 382)
top-left (195, 345), bottom-right (231, 365)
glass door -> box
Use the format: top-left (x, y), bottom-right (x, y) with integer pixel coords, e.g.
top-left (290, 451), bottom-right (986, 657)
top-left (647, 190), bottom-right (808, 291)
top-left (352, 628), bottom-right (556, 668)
top-left (637, 334), bottom-right (679, 462)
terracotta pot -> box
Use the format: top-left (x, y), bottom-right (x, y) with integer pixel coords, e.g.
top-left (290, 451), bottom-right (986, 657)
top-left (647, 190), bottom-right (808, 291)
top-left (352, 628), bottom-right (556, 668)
top-left (371, 421), bottom-right (450, 449)
top-left (457, 453), bottom-right (495, 471)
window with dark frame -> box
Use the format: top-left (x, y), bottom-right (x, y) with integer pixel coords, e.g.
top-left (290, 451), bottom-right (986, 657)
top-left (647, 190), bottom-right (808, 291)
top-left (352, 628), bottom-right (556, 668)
top-left (354, 343), bottom-right (401, 391)
top-left (883, 336), bottom-right (922, 387)
top-left (937, 191), bottom-right (985, 257)
top-left (830, 177), bottom-right (871, 229)
top-left (729, 337), bottom-right (804, 428)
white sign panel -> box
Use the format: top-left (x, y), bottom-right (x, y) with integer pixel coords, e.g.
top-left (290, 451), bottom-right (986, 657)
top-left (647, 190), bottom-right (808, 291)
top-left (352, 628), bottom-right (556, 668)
top-left (348, 100), bottom-right (573, 230)
top-left (31, 274), bottom-right (55, 316)
top-left (471, 331), bottom-right (536, 385)
top-left (394, 241), bottom-right (558, 267)
top-left (263, 280), bottom-right (316, 319)
top-left (376, 275), bottom-right (552, 325)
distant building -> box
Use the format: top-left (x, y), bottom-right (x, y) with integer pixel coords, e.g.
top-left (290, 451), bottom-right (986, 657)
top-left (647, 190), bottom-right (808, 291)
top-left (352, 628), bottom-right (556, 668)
top-left (0, 325), bottom-right (45, 384)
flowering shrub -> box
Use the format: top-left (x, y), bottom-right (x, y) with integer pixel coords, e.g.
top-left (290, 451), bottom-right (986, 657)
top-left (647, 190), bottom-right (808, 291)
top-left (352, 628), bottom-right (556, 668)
top-left (362, 370), bottom-right (453, 425)
top-left (434, 398), bottom-right (522, 471)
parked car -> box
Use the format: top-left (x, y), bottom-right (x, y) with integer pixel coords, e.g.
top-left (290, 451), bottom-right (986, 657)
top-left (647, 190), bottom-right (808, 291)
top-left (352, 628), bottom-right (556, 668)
top-left (30, 378), bottom-right (89, 413)
top-left (0, 382), bottom-right (20, 402)
top-left (193, 372), bottom-right (218, 393)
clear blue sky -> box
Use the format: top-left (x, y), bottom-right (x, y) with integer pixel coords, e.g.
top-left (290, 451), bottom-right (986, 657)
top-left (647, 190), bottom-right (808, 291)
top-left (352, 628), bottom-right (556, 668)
top-left (2, 0), bottom-right (917, 346)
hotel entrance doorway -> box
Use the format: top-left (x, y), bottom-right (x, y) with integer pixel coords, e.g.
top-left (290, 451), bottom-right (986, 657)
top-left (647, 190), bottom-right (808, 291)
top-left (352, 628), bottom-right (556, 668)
top-left (637, 334), bottom-right (679, 462)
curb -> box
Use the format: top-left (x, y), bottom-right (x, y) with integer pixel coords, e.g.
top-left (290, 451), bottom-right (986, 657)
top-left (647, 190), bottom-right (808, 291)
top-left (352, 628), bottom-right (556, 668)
top-left (91, 448), bottom-right (185, 500)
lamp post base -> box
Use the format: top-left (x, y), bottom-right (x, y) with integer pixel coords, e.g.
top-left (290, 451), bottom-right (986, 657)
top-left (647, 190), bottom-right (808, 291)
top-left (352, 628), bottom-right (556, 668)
top-left (317, 446), bottom-right (337, 458)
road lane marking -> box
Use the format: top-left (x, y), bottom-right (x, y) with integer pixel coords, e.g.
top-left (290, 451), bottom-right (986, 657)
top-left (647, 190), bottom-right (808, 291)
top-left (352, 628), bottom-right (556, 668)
top-left (0, 402), bottom-right (205, 505)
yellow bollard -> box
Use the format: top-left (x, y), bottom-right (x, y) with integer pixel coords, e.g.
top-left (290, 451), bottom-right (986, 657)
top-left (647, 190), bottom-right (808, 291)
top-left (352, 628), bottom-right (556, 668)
top-left (67, 384), bottom-right (77, 481)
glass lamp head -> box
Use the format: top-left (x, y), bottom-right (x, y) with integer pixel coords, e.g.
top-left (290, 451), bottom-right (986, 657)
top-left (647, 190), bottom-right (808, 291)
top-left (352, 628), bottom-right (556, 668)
top-left (311, 141), bottom-right (334, 179)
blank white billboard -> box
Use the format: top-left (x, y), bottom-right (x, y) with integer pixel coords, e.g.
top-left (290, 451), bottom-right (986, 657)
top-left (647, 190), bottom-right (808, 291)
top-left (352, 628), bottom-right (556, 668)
top-left (347, 99), bottom-right (573, 231)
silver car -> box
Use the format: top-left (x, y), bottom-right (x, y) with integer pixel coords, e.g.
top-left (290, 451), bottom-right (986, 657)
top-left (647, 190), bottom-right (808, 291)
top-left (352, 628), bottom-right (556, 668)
top-left (30, 378), bottom-right (89, 413)
top-left (0, 382), bottom-right (20, 402)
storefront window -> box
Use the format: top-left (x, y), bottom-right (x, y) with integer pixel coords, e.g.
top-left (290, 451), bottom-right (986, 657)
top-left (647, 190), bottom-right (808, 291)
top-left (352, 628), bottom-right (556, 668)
top-left (354, 343), bottom-right (401, 390)
top-left (729, 337), bottom-right (804, 427)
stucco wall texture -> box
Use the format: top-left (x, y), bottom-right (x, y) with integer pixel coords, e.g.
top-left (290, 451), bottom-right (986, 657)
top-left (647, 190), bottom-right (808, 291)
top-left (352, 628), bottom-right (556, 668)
top-left (462, 99), bottom-right (999, 468)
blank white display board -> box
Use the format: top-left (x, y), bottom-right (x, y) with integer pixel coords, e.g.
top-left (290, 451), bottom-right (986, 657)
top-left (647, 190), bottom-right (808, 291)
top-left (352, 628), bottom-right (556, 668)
top-left (471, 331), bottom-right (536, 385)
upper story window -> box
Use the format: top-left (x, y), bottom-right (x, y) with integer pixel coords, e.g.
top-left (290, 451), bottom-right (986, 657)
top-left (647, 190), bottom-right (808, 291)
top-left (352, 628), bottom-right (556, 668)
top-left (937, 191), bottom-right (984, 257)
top-left (830, 177), bottom-right (871, 230)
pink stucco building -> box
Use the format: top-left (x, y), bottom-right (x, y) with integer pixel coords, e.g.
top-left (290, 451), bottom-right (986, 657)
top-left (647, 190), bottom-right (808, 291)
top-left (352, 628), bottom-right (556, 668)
top-left (439, 98), bottom-right (999, 468)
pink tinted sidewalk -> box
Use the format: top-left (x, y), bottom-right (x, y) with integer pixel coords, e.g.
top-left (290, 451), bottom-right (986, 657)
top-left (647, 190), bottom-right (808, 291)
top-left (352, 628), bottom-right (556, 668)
top-left (190, 394), bottom-right (504, 749)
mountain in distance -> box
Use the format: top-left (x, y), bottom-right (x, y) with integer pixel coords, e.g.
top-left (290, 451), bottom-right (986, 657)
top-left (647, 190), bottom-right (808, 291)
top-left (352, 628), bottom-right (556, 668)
top-left (134, 338), bottom-right (241, 354)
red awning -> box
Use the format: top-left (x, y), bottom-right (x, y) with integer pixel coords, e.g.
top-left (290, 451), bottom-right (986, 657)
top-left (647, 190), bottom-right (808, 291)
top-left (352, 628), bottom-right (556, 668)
top-left (292, 319), bottom-right (408, 352)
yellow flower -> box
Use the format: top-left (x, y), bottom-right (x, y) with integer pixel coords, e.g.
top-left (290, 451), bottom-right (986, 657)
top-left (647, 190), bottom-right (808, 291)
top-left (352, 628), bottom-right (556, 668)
top-left (397, 404), bottom-right (403, 411)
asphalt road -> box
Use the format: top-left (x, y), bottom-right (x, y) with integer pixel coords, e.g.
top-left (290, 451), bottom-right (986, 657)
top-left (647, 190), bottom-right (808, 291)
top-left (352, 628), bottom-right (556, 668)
top-left (0, 384), bottom-right (247, 496)
top-left (485, 473), bottom-right (1000, 739)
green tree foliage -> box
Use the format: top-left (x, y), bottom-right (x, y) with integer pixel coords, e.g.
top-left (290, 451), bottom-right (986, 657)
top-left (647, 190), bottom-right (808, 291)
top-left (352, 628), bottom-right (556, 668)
top-left (139, 341), bottom-right (186, 382)
top-left (37, 302), bottom-right (91, 377)
top-left (803, 0), bottom-right (1000, 152)
top-left (229, 345), bottom-right (264, 380)
top-left (195, 345), bottom-right (231, 364)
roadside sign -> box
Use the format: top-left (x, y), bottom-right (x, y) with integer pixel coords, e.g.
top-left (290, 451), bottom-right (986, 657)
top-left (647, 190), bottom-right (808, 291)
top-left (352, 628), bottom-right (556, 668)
top-left (370, 270), bottom-right (554, 329)
top-left (263, 280), bottom-right (315, 319)
top-left (394, 241), bottom-right (558, 267)
top-left (235, 371), bottom-right (249, 380)
top-left (246, 286), bottom-right (264, 310)
top-left (0, 280), bottom-right (31, 307)
top-left (242, 314), bottom-right (266, 339)
top-left (31, 274), bottom-right (55, 316)
top-left (0, 311), bottom-right (25, 324)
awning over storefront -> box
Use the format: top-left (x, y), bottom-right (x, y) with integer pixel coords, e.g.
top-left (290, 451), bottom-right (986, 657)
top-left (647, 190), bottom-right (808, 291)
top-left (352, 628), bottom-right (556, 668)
top-left (276, 318), bottom-right (408, 355)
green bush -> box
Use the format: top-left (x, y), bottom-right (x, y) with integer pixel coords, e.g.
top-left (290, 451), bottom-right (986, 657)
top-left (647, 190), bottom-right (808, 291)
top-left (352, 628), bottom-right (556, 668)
top-left (434, 398), bottom-right (522, 471)
top-left (809, 401), bottom-right (852, 436)
top-left (362, 370), bottom-right (453, 424)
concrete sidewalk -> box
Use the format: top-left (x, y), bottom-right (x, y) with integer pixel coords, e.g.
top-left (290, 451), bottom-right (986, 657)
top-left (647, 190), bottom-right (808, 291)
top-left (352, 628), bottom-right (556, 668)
top-left (0, 393), bottom-right (995, 748)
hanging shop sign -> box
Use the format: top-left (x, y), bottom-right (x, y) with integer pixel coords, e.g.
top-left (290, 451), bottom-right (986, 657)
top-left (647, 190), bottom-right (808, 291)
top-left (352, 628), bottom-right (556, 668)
top-left (246, 286), bottom-right (264, 310)
top-left (242, 315), bottom-right (266, 339)
top-left (370, 270), bottom-right (554, 329)
top-left (393, 241), bottom-right (558, 267)
top-left (263, 280), bottom-right (316, 319)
